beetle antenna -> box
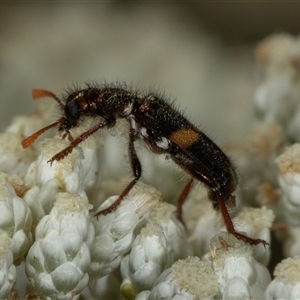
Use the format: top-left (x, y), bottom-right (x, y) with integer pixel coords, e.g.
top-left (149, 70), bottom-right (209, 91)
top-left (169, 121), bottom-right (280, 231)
top-left (21, 118), bottom-right (64, 148)
top-left (32, 89), bottom-right (64, 109)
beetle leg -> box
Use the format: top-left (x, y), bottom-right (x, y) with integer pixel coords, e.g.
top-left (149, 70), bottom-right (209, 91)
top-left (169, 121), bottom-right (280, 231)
top-left (95, 127), bottom-right (142, 217)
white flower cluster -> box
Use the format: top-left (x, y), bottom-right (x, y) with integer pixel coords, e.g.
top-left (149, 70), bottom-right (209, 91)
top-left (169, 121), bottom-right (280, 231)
top-left (230, 33), bottom-right (300, 298)
top-left (209, 233), bottom-right (271, 299)
top-left (3, 32), bottom-right (300, 299)
top-left (254, 33), bottom-right (300, 141)
top-left (265, 256), bottom-right (300, 299)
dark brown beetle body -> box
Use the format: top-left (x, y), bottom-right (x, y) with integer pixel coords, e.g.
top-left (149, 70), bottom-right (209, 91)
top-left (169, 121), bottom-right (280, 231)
top-left (22, 83), bottom-right (267, 246)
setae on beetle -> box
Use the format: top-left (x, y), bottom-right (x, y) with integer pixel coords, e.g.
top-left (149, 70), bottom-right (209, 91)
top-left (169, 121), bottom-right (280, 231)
top-left (22, 83), bottom-right (267, 246)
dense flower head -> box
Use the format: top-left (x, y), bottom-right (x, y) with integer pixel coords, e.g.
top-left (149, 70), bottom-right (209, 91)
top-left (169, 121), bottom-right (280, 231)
top-left (3, 32), bottom-right (300, 298)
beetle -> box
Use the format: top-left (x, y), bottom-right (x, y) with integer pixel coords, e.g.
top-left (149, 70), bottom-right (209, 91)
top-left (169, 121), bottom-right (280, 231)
top-left (22, 83), bottom-right (267, 246)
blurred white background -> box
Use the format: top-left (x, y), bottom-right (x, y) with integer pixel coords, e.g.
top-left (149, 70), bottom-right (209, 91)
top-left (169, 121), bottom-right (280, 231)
top-left (1, 2), bottom-right (300, 142)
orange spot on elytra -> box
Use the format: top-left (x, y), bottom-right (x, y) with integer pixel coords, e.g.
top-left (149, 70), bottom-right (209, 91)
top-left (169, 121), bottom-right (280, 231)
top-left (169, 129), bottom-right (200, 148)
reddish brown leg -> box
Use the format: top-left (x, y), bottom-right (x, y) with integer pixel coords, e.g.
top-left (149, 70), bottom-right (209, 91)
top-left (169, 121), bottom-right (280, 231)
top-left (48, 120), bottom-right (110, 163)
top-left (94, 178), bottom-right (139, 217)
top-left (216, 194), bottom-right (268, 246)
top-left (95, 127), bottom-right (141, 217)
top-left (175, 178), bottom-right (194, 223)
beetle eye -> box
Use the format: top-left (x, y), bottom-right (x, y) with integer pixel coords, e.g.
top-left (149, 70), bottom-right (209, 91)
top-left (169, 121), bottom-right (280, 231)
top-left (66, 100), bottom-right (79, 120)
